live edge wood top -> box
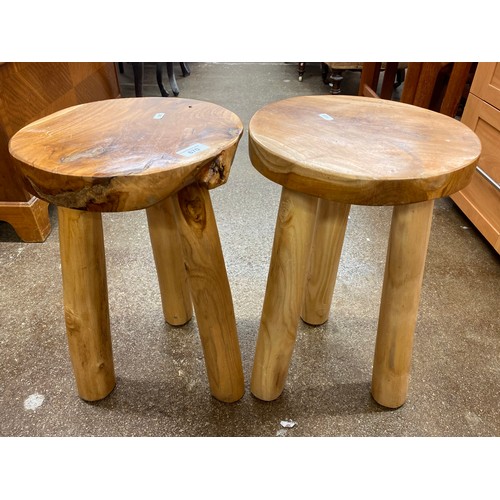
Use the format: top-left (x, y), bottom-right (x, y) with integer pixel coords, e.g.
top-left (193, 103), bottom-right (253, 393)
top-left (249, 95), bottom-right (482, 205)
top-left (9, 97), bottom-right (243, 212)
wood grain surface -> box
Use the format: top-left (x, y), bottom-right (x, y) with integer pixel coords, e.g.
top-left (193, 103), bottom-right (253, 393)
top-left (146, 196), bottom-right (193, 326)
top-left (58, 207), bottom-right (116, 401)
top-left (301, 198), bottom-right (350, 325)
top-left (9, 97), bottom-right (243, 211)
top-left (249, 95), bottom-right (481, 205)
top-left (371, 200), bottom-right (434, 408)
top-left (174, 184), bottom-right (245, 402)
top-left (251, 187), bottom-right (318, 401)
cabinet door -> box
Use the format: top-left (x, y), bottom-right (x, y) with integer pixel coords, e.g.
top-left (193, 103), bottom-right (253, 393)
top-left (451, 93), bottom-right (500, 252)
top-left (470, 62), bottom-right (500, 110)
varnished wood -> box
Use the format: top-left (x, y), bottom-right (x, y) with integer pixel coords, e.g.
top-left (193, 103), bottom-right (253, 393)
top-left (470, 62), bottom-right (500, 110)
top-left (249, 96), bottom-right (481, 206)
top-left (359, 63), bottom-right (406, 100)
top-left (402, 62), bottom-right (473, 118)
top-left (251, 187), bottom-right (318, 401)
top-left (9, 97), bottom-right (243, 212)
top-left (0, 62), bottom-right (120, 241)
top-left (358, 62), bottom-right (382, 98)
top-left (451, 63), bottom-right (500, 253)
top-left (58, 207), bottom-right (115, 401)
top-left (0, 197), bottom-right (50, 242)
top-left (146, 196), bottom-right (193, 326)
top-left (379, 62), bottom-right (399, 100)
top-left (301, 199), bottom-right (350, 326)
top-left (174, 183), bottom-right (245, 402)
top-left (371, 200), bottom-right (434, 408)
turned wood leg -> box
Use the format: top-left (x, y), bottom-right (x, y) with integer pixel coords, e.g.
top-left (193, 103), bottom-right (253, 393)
top-left (57, 207), bottom-right (115, 401)
top-left (371, 200), bottom-right (434, 408)
top-left (173, 183), bottom-right (244, 402)
top-left (301, 198), bottom-right (351, 326)
top-left (146, 196), bottom-right (192, 326)
top-left (251, 187), bottom-right (318, 401)
top-left (328, 69), bottom-right (344, 94)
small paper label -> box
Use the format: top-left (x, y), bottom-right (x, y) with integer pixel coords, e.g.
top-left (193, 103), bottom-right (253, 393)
top-left (319, 113), bottom-right (333, 121)
top-left (153, 113), bottom-right (165, 119)
top-left (176, 143), bottom-right (210, 157)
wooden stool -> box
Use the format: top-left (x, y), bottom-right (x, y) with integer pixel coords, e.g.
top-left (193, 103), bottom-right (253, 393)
top-left (9, 97), bottom-right (245, 403)
top-left (248, 95), bottom-right (481, 408)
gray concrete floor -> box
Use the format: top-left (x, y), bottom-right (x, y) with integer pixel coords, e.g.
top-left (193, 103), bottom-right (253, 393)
top-left (1, 63), bottom-right (499, 440)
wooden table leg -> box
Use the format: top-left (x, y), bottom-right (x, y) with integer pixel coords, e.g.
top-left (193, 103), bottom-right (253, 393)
top-left (251, 187), bottom-right (318, 401)
top-left (173, 183), bottom-right (244, 403)
top-left (301, 198), bottom-right (350, 326)
top-left (371, 200), bottom-right (434, 408)
top-left (146, 196), bottom-right (193, 326)
top-left (58, 207), bottom-right (115, 401)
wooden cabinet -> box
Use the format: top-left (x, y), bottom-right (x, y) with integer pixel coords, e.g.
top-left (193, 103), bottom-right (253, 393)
top-left (451, 63), bottom-right (500, 253)
top-left (0, 62), bottom-right (120, 241)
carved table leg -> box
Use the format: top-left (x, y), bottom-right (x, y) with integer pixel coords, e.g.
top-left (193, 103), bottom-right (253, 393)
top-left (251, 187), bottom-right (318, 401)
top-left (146, 196), bottom-right (192, 326)
top-left (371, 200), bottom-right (434, 408)
top-left (301, 198), bottom-right (351, 326)
top-left (58, 207), bottom-right (115, 401)
top-left (328, 69), bottom-right (344, 94)
top-left (173, 183), bottom-right (244, 402)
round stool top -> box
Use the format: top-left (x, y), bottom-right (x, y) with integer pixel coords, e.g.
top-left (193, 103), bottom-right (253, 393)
top-left (248, 95), bottom-right (481, 205)
top-left (9, 97), bottom-right (243, 211)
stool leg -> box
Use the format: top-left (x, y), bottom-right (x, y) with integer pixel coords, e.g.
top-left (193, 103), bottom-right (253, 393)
top-left (173, 183), bottom-right (244, 403)
top-left (301, 198), bottom-right (350, 325)
top-left (146, 197), bottom-right (193, 326)
top-left (371, 200), bottom-right (434, 408)
top-left (57, 207), bottom-right (115, 401)
top-left (251, 187), bottom-right (318, 401)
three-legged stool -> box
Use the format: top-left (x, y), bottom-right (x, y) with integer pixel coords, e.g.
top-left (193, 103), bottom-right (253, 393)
top-left (248, 95), bottom-right (481, 408)
top-left (9, 97), bottom-right (245, 403)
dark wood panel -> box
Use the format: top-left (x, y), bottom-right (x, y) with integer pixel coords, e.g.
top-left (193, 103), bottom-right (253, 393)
top-left (0, 62), bottom-right (121, 239)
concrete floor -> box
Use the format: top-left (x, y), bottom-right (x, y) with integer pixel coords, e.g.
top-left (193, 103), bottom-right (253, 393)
top-left (1, 62), bottom-right (499, 439)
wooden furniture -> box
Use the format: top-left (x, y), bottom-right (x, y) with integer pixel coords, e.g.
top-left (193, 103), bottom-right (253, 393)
top-left (323, 62), bottom-right (364, 94)
top-left (451, 63), bottom-right (500, 252)
top-left (298, 62), bottom-right (406, 95)
top-left (0, 62), bottom-right (120, 241)
top-left (9, 97), bottom-right (245, 403)
top-left (119, 62), bottom-right (191, 97)
top-left (297, 62), bottom-right (363, 93)
top-left (248, 95), bottom-right (481, 408)
top-left (358, 62), bottom-right (403, 99)
top-left (359, 62), bottom-right (473, 118)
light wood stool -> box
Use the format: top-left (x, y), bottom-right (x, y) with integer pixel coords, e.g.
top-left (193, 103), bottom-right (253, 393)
top-left (9, 97), bottom-right (245, 403)
top-left (248, 95), bottom-right (481, 408)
